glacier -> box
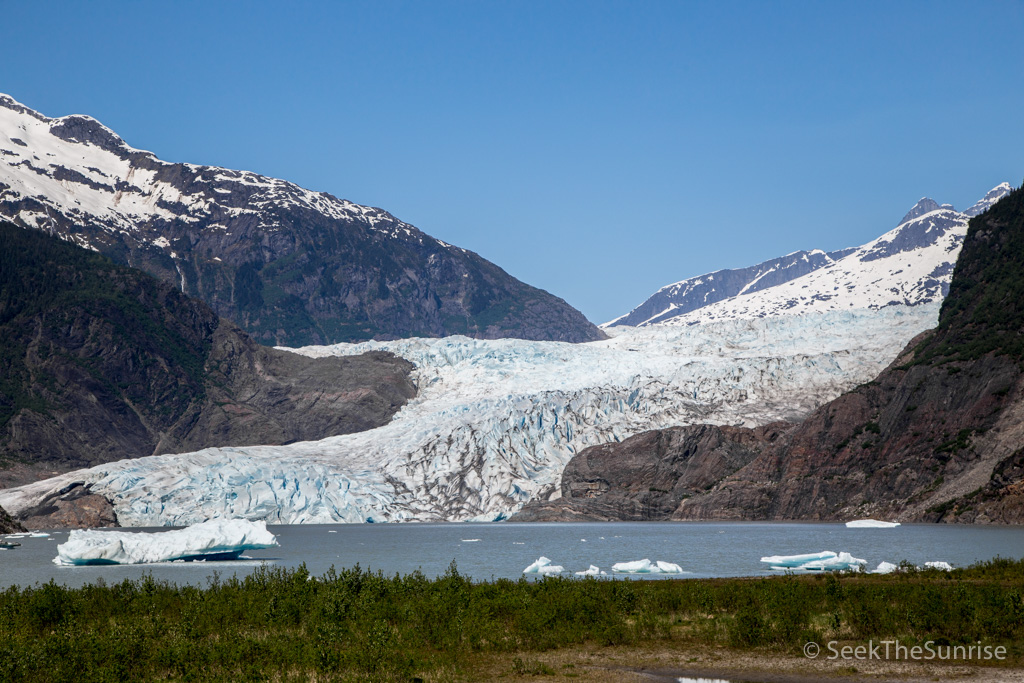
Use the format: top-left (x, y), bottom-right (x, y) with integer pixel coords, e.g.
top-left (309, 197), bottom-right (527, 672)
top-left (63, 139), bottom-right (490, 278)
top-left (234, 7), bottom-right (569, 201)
top-left (0, 302), bottom-right (942, 526)
top-left (53, 519), bottom-right (278, 566)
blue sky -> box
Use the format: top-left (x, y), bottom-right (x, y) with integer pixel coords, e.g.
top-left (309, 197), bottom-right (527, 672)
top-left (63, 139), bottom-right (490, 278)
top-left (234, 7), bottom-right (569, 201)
top-left (3, 0), bottom-right (1022, 324)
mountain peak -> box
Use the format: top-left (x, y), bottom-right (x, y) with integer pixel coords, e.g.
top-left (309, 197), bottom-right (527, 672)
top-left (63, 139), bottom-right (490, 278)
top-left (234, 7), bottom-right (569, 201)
top-left (963, 182), bottom-right (1012, 217)
top-left (899, 197), bottom-right (943, 226)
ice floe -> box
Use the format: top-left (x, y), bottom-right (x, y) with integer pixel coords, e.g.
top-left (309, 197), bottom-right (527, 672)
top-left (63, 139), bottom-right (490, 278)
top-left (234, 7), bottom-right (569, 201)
top-left (522, 556), bottom-right (564, 575)
top-left (924, 561), bottom-right (953, 571)
top-left (761, 551), bottom-right (865, 572)
top-left (611, 559), bottom-right (685, 574)
top-left (575, 565), bottom-right (601, 576)
top-left (53, 519), bottom-right (278, 566)
top-left (872, 561), bottom-right (900, 574)
top-left (846, 519), bottom-right (900, 528)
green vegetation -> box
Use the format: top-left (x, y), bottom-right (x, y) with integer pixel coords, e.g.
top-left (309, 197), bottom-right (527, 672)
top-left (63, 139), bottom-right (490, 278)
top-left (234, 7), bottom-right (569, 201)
top-left (1, 558), bottom-right (1021, 682)
top-left (914, 184), bottom-right (1024, 365)
top-left (0, 222), bottom-right (213, 431)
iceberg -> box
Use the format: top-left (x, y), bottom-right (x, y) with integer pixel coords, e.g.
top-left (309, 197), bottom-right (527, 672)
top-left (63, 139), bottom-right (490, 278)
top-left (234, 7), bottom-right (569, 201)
top-left (924, 561), bottom-right (953, 571)
top-left (53, 519), bottom-right (278, 566)
top-left (760, 551), bottom-right (837, 568)
top-left (575, 565), bottom-right (600, 576)
top-left (872, 561), bottom-right (900, 574)
top-left (846, 519), bottom-right (900, 528)
top-left (762, 551), bottom-right (865, 572)
top-left (611, 559), bottom-right (685, 574)
top-left (522, 556), bottom-right (564, 575)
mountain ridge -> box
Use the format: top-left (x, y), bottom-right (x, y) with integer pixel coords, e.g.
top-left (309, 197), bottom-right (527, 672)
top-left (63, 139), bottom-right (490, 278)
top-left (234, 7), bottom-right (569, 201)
top-left (0, 94), bottom-right (601, 346)
top-left (607, 184), bottom-right (1011, 329)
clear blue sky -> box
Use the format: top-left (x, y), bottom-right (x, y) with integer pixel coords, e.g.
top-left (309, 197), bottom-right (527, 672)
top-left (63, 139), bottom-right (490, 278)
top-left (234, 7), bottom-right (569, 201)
top-left (3, 0), bottom-right (1022, 324)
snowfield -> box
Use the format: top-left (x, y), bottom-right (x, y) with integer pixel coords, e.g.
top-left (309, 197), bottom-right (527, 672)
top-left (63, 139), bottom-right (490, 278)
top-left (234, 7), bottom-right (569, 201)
top-left (0, 303), bottom-right (940, 526)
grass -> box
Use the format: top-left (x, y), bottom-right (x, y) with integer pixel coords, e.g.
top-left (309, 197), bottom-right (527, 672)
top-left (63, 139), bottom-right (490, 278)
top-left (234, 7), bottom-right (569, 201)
top-left (0, 558), bottom-right (1022, 682)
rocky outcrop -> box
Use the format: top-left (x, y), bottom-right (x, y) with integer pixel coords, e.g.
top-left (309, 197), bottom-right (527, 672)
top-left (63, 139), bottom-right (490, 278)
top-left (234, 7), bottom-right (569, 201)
top-left (0, 222), bottom-right (415, 487)
top-left (529, 184), bottom-right (1024, 525)
top-left (511, 422), bottom-right (791, 521)
top-left (16, 483), bottom-right (117, 529)
top-left (0, 94), bottom-right (602, 345)
top-left (0, 503), bottom-right (24, 533)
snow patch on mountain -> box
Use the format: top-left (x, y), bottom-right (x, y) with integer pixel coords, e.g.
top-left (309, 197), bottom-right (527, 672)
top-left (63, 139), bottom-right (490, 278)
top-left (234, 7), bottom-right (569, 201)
top-left (0, 303), bottom-right (941, 526)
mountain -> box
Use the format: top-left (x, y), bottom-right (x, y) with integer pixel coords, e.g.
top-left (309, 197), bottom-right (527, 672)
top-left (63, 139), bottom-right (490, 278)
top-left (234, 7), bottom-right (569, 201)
top-left (0, 221), bottom-right (416, 518)
top-left (0, 504), bottom-right (22, 533)
top-left (0, 178), bottom-right (1004, 527)
top-left (0, 94), bottom-right (601, 346)
top-left (517, 183), bottom-right (1024, 525)
top-left (606, 184), bottom-right (1011, 328)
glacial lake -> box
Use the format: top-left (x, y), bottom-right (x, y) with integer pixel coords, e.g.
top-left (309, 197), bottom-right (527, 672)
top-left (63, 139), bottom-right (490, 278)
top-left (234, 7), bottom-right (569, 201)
top-left (3, 521), bottom-right (1024, 589)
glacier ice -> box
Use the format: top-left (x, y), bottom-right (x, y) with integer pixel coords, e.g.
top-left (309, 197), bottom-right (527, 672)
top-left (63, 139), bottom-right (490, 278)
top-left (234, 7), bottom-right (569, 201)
top-left (846, 519), bottom-right (900, 528)
top-left (924, 561), bottom-right (953, 571)
top-left (575, 565), bottom-right (600, 576)
top-left (53, 519), bottom-right (278, 566)
top-left (0, 303), bottom-right (942, 526)
top-left (872, 561), bottom-right (900, 574)
top-left (523, 557), bottom-right (563, 575)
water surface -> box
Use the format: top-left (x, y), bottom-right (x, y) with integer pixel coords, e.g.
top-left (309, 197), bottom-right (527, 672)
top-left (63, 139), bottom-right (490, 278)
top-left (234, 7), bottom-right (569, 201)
top-left (2, 521), bottom-right (1022, 589)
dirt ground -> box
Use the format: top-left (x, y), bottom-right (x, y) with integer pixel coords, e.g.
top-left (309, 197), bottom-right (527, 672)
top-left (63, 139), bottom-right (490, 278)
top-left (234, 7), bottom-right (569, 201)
top-left (460, 643), bottom-right (1024, 682)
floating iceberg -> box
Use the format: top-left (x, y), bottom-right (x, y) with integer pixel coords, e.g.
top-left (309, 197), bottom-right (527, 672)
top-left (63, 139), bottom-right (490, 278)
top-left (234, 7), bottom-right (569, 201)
top-left (53, 519), bottom-right (278, 566)
top-left (846, 519), bottom-right (900, 528)
top-left (872, 561), bottom-right (900, 574)
top-left (611, 559), bottom-right (685, 574)
top-left (762, 550), bottom-right (865, 572)
top-left (924, 561), bottom-right (953, 571)
top-left (523, 556), bottom-right (564, 575)
top-left (760, 551), bottom-right (837, 568)
top-left (575, 565), bottom-right (600, 576)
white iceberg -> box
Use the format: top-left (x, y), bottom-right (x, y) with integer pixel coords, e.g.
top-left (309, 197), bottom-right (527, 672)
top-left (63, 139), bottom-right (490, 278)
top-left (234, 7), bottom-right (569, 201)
top-left (761, 551), bottom-right (837, 568)
top-left (872, 561), bottom-right (900, 574)
top-left (801, 552), bottom-right (867, 571)
top-left (611, 559), bottom-right (685, 574)
top-left (846, 519), bottom-right (900, 528)
top-left (762, 550), bottom-right (865, 572)
top-left (53, 519), bottom-right (278, 566)
top-left (575, 565), bottom-right (600, 576)
top-left (523, 556), bottom-right (564, 575)
top-left (924, 561), bottom-right (953, 571)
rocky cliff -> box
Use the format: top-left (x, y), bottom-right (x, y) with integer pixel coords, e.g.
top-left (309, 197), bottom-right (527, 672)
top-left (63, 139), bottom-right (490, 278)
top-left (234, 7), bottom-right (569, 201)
top-left (0, 222), bottom-right (416, 497)
top-left (0, 503), bottom-right (23, 533)
top-left (0, 94), bottom-right (602, 346)
top-left (520, 183), bottom-right (1024, 524)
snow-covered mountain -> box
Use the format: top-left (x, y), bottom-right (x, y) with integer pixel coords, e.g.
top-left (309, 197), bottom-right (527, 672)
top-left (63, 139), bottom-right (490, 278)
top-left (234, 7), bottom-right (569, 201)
top-left (0, 94), bottom-right (601, 345)
top-left (0, 303), bottom-right (940, 526)
top-left (606, 184), bottom-right (1011, 328)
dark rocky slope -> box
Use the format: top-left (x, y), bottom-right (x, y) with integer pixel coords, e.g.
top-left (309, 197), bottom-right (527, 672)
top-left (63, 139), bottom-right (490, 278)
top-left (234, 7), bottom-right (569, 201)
top-left (0, 95), bottom-right (602, 345)
top-left (0, 503), bottom-right (23, 533)
top-left (0, 222), bottom-right (416, 492)
top-left (511, 422), bottom-right (791, 521)
top-left (518, 183), bottom-right (1024, 524)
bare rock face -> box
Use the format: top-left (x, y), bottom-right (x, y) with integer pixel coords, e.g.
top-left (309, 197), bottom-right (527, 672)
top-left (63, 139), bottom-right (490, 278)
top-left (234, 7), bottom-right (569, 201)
top-left (510, 422), bottom-right (790, 521)
top-left (0, 503), bottom-right (24, 533)
top-left (17, 483), bottom-right (117, 530)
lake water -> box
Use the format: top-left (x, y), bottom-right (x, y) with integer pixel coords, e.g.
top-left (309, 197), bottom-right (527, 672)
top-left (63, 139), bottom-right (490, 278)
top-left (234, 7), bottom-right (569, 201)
top-left (3, 521), bottom-right (1023, 589)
